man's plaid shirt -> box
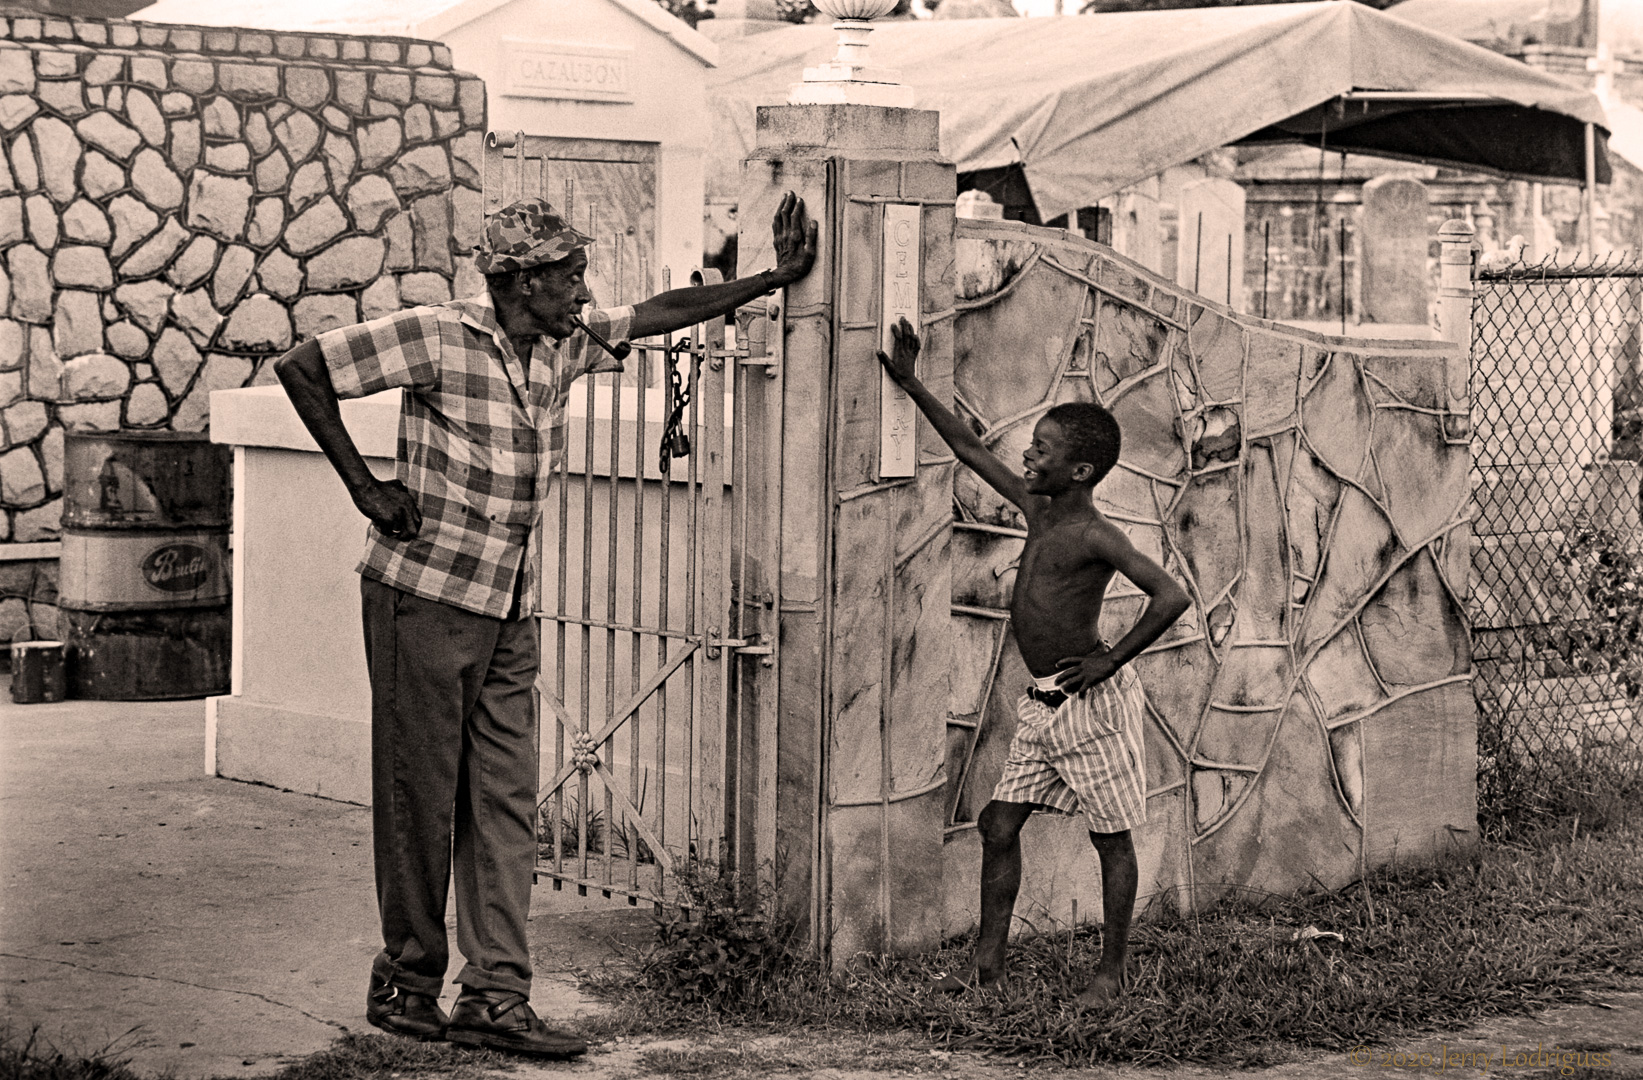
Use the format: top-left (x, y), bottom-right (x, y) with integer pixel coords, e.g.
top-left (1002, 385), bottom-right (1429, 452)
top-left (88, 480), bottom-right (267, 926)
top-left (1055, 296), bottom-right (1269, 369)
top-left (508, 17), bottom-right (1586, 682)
top-left (318, 292), bottom-right (633, 619)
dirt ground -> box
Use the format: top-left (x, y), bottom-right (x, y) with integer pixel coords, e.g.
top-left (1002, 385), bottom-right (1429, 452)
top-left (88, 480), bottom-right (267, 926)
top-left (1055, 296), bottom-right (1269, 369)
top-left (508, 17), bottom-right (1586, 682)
top-left (5, 688), bottom-right (1639, 1080)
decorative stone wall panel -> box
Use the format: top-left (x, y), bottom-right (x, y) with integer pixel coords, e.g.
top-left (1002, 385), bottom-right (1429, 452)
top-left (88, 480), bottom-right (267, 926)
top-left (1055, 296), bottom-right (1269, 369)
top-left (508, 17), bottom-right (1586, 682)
top-left (944, 219), bottom-right (1475, 932)
top-left (0, 13), bottom-right (486, 556)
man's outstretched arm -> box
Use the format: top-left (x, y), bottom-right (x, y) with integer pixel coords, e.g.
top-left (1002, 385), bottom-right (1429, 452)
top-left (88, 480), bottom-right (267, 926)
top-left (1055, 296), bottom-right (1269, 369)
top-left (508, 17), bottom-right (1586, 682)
top-left (273, 340), bottom-right (423, 539)
top-left (878, 319), bottom-right (1034, 510)
top-left (626, 192), bottom-right (818, 341)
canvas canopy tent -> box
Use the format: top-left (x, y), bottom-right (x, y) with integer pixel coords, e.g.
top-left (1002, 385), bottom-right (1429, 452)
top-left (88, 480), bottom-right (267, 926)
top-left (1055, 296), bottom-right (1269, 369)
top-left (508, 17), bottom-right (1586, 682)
top-left (707, 1), bottom-right (1610, 222)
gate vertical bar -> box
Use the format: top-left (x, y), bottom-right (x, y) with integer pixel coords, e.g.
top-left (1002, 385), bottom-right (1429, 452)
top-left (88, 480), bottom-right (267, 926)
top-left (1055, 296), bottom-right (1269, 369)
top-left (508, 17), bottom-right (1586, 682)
top-left (730, 339), bottom-right (750, 881)
top-left (579, 341), bottom-right (597, 888)
top-left (553, 348), bottom-right (572, 887)
top-left (604, 373), bottom-right (621, 892)
top-left (732, 292), bottom-right (786, 893)
top-left (655, 330), bottom-right (674, 876)
top-left (627, 341), bottom-right (647, 894)
top-left (692, 310), bottom-right (732, 870)
top-left (654, 271), bottom-right (672, 894)
top-left (754, 298), bottom-right (785, 895)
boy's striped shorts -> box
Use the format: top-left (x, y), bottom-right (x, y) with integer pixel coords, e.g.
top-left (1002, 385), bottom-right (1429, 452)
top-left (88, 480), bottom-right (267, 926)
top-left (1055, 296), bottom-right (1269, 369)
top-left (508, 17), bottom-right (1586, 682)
top-left (991, 665), bottom-right (1149, 834)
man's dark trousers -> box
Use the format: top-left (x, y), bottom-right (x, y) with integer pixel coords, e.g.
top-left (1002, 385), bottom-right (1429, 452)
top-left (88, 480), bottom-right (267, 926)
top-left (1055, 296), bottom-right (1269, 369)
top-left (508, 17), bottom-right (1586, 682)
top-left (361, 576), bottom-right (539, 999)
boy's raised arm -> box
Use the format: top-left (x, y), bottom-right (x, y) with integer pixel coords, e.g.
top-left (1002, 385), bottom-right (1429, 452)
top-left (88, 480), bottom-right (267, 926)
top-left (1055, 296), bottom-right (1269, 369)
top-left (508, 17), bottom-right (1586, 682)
top-left (877, 319), bottom-right (1033, 510)
top-left (1055, 518), bottom-right (1191, 693)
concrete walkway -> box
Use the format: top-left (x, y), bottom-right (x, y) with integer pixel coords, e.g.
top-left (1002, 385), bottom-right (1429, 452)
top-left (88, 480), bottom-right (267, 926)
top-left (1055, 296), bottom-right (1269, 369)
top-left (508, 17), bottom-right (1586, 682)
top-left (0, 690), bottom-right (648, 1079)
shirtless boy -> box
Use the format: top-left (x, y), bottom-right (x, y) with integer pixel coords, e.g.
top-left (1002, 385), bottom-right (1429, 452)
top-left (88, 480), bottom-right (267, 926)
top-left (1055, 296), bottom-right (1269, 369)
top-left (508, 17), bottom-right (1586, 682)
top-left (878, 319), bottom-right (1190, 1006)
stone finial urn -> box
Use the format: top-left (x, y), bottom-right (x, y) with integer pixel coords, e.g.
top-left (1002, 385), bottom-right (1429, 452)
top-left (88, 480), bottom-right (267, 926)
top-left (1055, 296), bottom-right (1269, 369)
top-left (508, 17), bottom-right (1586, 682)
top-left (788, 0), bottom-right (915, 107)
top-left (811, 0), bottom-right (899, 16)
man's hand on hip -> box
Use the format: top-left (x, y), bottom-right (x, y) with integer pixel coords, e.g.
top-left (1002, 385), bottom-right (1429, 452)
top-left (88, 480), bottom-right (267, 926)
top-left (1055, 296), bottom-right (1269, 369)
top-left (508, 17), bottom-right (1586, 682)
top-left (354, 478), bottom-right (422, 540)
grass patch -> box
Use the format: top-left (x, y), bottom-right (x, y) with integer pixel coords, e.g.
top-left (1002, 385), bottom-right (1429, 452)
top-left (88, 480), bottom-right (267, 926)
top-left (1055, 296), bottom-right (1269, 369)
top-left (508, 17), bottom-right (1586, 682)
top-left (631, 1034), bottom-right (959, 1079)
top-left (585, 819), bottom-right (1643, 1067)
top-left (260, 1034), bottom-right (516, 1080)
top-left (1480, 742), bottom-right (1643, 843)
top-left (0, 1031), bottom-right (521, 1080)
top-left (0, 1031), bottom-right (148, 1080)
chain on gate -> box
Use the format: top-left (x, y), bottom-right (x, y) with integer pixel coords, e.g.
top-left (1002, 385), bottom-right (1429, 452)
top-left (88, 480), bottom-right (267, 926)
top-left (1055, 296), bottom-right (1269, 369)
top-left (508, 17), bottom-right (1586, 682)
top-left (660, 339), bottom-right (695, 474)
top-left (1470, 254), bottom-right (1643, 823)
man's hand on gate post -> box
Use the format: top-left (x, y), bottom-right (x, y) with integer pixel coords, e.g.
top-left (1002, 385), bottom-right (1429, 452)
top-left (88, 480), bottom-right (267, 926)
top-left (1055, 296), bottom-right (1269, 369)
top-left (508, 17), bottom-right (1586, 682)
top-left (626, 191), bottom-right (820, 340)
top-left (769, 191), bottom-right (819, 287)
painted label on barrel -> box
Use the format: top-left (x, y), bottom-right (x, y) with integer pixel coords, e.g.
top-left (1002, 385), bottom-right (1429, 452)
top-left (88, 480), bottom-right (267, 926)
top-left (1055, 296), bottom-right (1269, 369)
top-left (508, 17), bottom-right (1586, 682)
top-left (58, 527), bottom-right (230, 611)
top-left (141, 543), bottom-right (213, 592)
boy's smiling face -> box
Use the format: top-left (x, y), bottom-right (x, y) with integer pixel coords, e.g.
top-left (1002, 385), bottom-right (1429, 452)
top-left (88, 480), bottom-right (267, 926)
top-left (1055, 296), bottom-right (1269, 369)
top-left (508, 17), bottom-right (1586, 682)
top-left (1023, 417), bottom-right (1095, 495)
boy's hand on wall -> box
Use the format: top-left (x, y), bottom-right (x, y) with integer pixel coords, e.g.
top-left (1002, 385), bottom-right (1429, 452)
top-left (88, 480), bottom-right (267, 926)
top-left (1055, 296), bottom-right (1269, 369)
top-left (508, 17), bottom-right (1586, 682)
top-left (877, 317), bottom-right (921, 385)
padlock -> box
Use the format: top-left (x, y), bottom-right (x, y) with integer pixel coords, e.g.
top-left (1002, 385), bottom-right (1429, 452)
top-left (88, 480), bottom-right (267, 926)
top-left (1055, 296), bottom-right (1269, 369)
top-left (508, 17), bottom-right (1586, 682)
top-left (669, 430), bottom-right (692, 459)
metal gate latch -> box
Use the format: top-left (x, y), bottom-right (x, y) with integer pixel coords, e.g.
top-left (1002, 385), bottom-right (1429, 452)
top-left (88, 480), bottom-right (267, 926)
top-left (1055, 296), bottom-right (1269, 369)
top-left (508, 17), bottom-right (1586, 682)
top-left (706, 628), bottom-right (775, 665)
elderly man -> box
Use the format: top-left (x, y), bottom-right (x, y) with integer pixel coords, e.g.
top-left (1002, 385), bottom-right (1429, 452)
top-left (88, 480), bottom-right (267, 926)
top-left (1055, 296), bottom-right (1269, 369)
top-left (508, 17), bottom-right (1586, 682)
top-left (275, 193), bottom-right (817, 1057)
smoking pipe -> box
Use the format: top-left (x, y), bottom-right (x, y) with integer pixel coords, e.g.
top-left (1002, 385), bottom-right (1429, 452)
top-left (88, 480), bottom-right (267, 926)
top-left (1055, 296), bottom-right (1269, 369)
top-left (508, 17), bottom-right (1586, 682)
top-left (571, 316), bottom-right (632, 362)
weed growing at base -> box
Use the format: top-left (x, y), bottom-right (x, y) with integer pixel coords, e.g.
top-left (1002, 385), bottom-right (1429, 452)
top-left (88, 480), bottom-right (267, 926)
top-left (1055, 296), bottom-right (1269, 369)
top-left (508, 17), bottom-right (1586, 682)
top-left (586, 819), bottom-right (1643, 1067)
top-left (629, 862), bottom-right (802, 1011)
top-left (262, 1034), bottom-right (515, 1080)
top-left (0, 1030), bottom-right (146, 1080)
top-left (0, 1031), bottom-right (521, 1080)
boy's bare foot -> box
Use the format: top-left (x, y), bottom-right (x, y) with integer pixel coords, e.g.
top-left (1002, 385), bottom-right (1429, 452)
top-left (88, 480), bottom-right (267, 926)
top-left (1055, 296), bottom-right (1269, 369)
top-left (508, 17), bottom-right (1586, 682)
top-left (1073, 969), bottom-right (1123, 1008)
top-left (933, 968), bottom-right (1006, 993)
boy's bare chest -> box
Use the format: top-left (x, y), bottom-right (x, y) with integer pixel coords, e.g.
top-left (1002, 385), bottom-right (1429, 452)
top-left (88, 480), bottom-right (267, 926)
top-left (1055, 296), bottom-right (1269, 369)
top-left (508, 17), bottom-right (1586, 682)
top-left (1016, 524), bottom-right (1110, 597)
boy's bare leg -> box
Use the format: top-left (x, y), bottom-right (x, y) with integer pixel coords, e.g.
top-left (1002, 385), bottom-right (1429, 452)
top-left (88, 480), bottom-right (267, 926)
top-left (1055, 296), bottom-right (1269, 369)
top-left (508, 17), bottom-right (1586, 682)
top-left (1075, 829), bottom-right (1137, 1007)
top-left (938, 800), bottom-right (1034, 991)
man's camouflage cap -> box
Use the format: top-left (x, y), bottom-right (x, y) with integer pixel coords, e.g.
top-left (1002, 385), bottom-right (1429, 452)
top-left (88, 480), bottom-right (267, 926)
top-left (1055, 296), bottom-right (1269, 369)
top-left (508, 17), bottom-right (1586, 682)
top-left (474, 198), bottom-right (593, 275)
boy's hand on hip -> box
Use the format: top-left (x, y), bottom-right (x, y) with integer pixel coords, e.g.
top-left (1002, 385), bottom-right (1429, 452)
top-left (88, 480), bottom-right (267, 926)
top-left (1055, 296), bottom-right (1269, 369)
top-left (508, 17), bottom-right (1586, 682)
top-left (1055, 650), bottom-right (1121, 694)
top-left (876, 317), bottom-right (921, 385)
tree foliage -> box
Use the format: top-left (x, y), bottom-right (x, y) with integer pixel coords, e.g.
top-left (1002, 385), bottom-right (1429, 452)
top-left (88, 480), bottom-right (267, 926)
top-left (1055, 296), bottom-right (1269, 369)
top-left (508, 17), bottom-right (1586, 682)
top-left (653, 0), bottom-right (716, 27)
top-left (652, 0), bottom-right (918, 24)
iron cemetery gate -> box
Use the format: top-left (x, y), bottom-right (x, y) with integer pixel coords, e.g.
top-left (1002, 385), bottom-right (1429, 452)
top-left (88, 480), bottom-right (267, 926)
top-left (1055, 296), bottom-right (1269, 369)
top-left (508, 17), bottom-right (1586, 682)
top-left (1470, 254), bottom-right (1643, 819)
top-left (483, 133), bottom-right (785, 906)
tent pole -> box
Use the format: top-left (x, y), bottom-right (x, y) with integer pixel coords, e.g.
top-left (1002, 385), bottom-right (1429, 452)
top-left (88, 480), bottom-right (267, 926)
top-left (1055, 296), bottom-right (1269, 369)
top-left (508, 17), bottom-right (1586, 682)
top-left (1582, 121), bottom-right (1597, 254)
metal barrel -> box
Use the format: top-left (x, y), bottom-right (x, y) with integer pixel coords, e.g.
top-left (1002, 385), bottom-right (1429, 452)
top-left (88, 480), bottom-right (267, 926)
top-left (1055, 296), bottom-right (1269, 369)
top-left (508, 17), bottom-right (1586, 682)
top-left (58, 432), bottom-right (232, 700)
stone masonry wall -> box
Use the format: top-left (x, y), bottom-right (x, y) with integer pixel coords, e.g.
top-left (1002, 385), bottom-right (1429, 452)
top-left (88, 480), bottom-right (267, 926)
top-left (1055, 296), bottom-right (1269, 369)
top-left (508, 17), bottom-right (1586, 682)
top-left (942, 218), bottom-right (1477, 935)
top-left (0, 13), bottom-right (486, 649)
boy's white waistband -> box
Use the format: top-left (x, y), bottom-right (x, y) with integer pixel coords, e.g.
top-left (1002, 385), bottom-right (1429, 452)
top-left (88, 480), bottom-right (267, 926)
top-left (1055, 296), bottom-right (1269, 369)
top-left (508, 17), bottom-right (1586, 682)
top-left (1032, 672), bottom-right (1064, 693)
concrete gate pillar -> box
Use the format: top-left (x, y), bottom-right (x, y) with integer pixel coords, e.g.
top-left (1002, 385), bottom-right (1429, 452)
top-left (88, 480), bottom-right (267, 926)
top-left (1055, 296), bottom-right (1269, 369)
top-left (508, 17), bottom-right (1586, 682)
top-left (737, 103), bottom-right (957, 960)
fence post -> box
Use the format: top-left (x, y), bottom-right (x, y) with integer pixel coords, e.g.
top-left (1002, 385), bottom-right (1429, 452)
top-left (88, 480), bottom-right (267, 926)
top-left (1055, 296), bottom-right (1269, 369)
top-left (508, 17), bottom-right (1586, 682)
top-left (1435, 219), bottom-right (1475, 443)
top-left (1435, 219), bottom-right (1474, 349)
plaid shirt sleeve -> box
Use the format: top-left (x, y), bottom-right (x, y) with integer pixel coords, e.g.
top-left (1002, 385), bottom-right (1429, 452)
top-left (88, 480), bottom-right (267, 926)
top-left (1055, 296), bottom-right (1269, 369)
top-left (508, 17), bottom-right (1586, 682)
top-left (577, 305), bottom-right (635, 377)
top-left (317, 307), bottom-right (444, 399)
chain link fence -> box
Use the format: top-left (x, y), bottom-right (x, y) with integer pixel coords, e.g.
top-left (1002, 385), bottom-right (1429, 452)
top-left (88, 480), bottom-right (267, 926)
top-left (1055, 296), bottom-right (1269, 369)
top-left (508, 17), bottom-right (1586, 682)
top-left (1471, 259), bottom-right (1643, 828)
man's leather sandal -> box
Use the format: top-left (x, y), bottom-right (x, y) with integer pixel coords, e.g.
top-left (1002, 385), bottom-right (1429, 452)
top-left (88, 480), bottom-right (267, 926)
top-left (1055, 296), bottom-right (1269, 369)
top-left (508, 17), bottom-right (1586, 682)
top-left (366, 971), bottom-right (449, 1041)
top-left (445, 989), bottom-right (587, 1058)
